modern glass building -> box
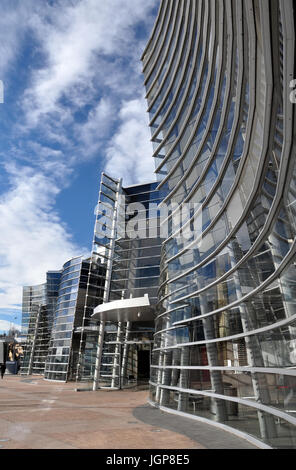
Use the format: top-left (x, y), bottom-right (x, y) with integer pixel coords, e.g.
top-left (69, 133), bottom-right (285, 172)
top-left (44, 256), bottom-right (105, 382)
top-left (142, 0), bottom-right (296, 448)
top-left (89, 173), bottom-right (163, 390)
top-left (21, 271), bottom-right (61, 375)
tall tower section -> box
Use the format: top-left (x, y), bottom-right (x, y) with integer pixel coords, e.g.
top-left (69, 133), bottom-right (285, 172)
top-left (142, 0), bottom-right (296, 449)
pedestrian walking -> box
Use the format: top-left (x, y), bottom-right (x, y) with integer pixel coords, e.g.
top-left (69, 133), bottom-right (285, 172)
top-left (0, 363), bottom-right (6, 379)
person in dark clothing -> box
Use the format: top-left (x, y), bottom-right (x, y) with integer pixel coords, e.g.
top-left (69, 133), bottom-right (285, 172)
top-left (0, 363), bottom-right (6, 379)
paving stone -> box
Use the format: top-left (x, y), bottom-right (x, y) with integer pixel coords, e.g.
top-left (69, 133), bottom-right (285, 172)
top-left (0, 375), bottom-right (258, 449)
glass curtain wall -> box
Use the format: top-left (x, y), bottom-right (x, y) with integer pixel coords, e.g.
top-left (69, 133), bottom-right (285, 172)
top-left (87, 173), bottom-right (164, 390)
top-left (100, 182), bottom-right (163, 389)
top-left (73, 257), bottom-right (106, 383)
top-left (143, 0), bottom-right (296, 448)
top-left (21, 283), bottom-right (47, 374)
top-left (44, 256), bottom-right (87, 381)
top-left (75, 173), bottom-right (121, 385)
top-left (21, 271), bottom-right (61, 375)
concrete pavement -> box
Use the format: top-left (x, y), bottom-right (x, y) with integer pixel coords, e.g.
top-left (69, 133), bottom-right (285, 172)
top-left (0, 375), bottom-right (258, 449)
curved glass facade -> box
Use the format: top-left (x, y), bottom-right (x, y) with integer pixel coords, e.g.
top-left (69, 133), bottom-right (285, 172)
top-left (45, 256), bottom-right (84, 381)
top-left (45, 255), bottom-right (106, 382)
top-left (143, 0), bottom-right (296, 448)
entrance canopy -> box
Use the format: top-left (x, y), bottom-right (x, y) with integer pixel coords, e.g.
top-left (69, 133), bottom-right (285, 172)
top-left (92, 294), bottom-right (155, 322)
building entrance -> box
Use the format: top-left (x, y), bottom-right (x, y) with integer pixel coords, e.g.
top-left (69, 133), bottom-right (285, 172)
top-left (137, 348), bottom-right (150, 380)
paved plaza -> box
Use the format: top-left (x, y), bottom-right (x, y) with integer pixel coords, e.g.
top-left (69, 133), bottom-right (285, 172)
top-left (0, 376), bottom-right (258, 449)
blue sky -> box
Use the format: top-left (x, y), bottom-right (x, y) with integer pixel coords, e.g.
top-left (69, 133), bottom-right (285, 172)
top-left (0, 0), bottom-right (159, 333)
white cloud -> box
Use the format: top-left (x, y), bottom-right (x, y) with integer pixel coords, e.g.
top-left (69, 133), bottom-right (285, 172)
top-left (23, 0), bottom-right (156, 127)
top-left (0, 0), bottom-right (36, 75)
top-left (15, 0), bottom-right (157, 183)
top-left (0, 320), bottom-right (21, 333)
top-left (76, 97), bottom-right (117, 156)
top-left (104, 98), bottom-right (155, 186)
top-left (0, 164), bottom-right (87, 310)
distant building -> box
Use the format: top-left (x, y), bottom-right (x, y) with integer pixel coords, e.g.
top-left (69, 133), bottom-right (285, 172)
top-left (21, 271), bottom-right (61, 375)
